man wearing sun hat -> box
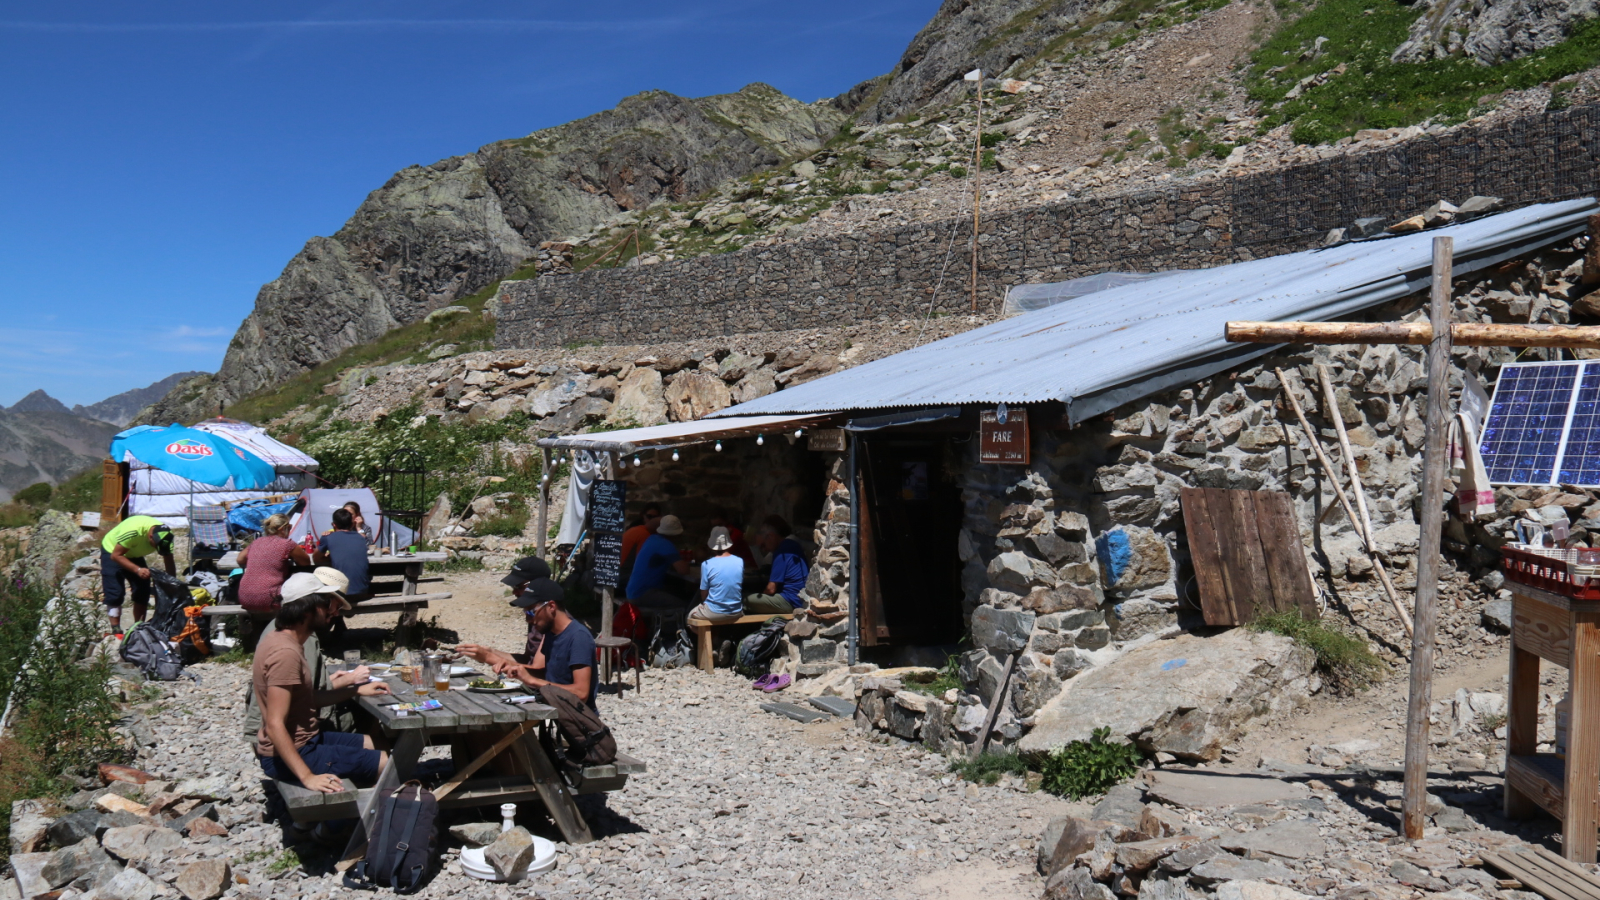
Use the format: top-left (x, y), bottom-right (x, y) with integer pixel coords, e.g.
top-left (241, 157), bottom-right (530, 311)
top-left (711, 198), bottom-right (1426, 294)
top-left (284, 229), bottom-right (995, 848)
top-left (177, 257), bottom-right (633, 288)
top-left (241, 567), bottom-right (360, 745)
top-left (690, 527), bottom-right (744, 624)
top-left (99, 514), bottom-right (177, 636)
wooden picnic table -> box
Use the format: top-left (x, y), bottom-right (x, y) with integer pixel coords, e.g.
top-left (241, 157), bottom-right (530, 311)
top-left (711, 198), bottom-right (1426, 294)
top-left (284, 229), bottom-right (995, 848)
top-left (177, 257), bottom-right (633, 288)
top-left (273, 670), bottom-right (643, 845)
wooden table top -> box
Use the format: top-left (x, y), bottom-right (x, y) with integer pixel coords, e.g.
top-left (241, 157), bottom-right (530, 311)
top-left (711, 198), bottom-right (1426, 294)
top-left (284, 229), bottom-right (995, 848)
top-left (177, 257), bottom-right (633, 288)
top-left (358, 671), bottom-right (556, 733)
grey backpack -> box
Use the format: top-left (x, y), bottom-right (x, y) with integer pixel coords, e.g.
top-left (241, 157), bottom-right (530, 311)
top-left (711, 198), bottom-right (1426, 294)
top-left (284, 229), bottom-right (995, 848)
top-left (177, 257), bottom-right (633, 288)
top-left (120, 624), bottom-right (184, 681)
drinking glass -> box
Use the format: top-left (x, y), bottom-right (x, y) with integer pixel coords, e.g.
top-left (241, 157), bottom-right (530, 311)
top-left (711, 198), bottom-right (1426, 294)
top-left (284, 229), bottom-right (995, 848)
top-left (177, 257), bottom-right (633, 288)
top-left (343, 650), bottom-right (361, 673)
top-left (412, 663), bottom-right (432, 696)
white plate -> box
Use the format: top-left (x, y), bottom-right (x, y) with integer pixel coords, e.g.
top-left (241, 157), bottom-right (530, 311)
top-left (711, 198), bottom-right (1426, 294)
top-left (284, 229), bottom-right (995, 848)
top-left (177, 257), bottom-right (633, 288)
top-left (448, 665), bottom-right (476, 677)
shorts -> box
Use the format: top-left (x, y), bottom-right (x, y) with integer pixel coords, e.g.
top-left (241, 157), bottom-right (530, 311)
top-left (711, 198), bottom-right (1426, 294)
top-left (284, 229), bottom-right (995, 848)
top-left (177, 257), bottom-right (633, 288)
top-left (100, 550), bottom-right (150, 610)
top-left (258, 730), bottom-right (381, 786)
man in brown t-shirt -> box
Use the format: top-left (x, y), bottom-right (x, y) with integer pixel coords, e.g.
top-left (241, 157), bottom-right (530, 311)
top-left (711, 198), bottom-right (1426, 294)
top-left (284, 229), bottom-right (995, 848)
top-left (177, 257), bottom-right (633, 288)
top-left (254, 573), bottom-right (390, 793)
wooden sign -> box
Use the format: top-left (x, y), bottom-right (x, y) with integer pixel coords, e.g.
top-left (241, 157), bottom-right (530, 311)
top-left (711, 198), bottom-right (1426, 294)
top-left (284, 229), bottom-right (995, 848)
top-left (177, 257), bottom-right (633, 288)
top-left (589, 479), bottom-right (627, 534)
top-left (979, 409), bottom-right (1029, 464)
top-left (592, 531), bottom-right (624, 589)
top-left (808, 428), bottom-right (846, 452)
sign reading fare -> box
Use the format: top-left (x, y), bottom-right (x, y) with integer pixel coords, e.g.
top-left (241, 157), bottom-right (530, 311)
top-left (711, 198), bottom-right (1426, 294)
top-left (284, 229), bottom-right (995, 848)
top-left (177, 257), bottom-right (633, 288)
top-left (589, 479), bottom-right (627, 588)
top-left (979, 408), bottom-right (1029, 465)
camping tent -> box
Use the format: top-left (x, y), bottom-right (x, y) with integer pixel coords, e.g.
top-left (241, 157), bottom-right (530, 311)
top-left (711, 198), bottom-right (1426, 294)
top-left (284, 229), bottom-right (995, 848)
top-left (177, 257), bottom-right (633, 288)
top-left (289, 487), bottom-right (415, 548)
top-left (114, 419), bottom-right (318, 525)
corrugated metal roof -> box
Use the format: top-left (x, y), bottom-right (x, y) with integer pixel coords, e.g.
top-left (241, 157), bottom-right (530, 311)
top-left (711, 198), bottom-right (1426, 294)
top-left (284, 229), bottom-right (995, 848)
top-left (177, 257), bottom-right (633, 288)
top-left (712, 198), bottom-right (1598, 425)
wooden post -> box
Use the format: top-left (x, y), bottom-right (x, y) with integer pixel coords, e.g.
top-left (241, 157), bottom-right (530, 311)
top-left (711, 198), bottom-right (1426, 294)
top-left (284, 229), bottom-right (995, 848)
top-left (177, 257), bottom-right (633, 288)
top-left (971, 73), bottom-right (983, 313)
top-left (1564, 611), bottom-right (1600, 861)
top-left (1402, 236), bottom-right (1454, 840)
top-left (1317, 365), bottom-right (1377, 544)
top-left (536, 448), bottom-right (551, 559)
top-left (972, 650), bottom-right (1017, 759)
top-left (1226, 320), bottom-right (1600, 347)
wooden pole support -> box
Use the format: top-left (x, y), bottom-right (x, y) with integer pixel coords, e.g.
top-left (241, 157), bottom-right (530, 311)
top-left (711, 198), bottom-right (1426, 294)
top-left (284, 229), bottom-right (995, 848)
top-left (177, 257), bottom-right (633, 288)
top-left (433, 722), bottom-right (534, 802)
top-left (1226, 321), bottom-right (1600, 348)
top-left (970, 77), bottom-right (983, 314)
top-left (1276, 369), bottom-right (1413, 637)
top-left (1402, 236), bottom-right (1454, 840)
top-left (971, 650), bottom-right (1017, 760)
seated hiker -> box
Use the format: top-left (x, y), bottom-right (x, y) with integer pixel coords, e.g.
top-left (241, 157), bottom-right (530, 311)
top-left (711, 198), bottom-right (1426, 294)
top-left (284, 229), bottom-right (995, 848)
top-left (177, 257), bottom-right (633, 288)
top-left (100, 514), bottom-right (177, 636)
top-left (492, 587), bottom-right (597, 710)
top-left (619, 503), bottom-right (662, 574)
top-left (708, 508), bottom-right (755, 567)
top-left (746, 516), bottom-right (808, 615)
top-left (242, 567), bottom-right (364, 745)
top-left (456, 556), bottom-right (555, 667)
top-left (342, 501), bottom-right (375, 544)
top-left (689, 527), bottom-right (744, 624)
top-left (254, 573), bottom-right (390, 793)
top-left (314, 508), bottom-right (372, 603)
top-left (625, 514), bottom-right (691, 611)
top-left (237, 514), bottom-right (312, 617)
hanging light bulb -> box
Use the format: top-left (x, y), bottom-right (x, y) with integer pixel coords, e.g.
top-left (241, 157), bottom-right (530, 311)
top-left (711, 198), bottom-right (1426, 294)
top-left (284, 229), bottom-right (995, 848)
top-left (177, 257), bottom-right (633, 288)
top-left (715, 441), bottom-right (723, 452)
top-left (794, 428), bottom-right (803, 438)
top-left (671, 449), bottom-right (680, 462)
top-left (633, 455), bottom-right (641, 467)
top-left (756, 434), bottom-right (764, 446)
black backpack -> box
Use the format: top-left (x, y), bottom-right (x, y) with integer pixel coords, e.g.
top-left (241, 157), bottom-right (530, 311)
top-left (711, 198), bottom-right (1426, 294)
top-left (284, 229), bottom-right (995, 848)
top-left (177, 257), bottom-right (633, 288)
top-left (120, 624), bottom-right (185, 681)
top-left (345, 781), bottom-right (436, 894)
top-left (735, 617), bottom-right (789, 677)
top-left (147, 571), bottom-right (189, 637)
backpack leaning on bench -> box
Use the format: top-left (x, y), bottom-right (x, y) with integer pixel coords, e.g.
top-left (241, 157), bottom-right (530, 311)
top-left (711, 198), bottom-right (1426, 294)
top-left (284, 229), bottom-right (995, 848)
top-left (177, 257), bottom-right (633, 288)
top-left (344, 781), bottom-right (436, 894)
top-left (536, 685), bottom-right (616, 788)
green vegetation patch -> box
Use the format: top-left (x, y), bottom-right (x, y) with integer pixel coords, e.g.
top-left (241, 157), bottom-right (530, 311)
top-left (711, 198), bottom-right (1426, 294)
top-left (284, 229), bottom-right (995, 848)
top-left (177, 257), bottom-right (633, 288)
top-left (951, 751), bottom-right (1030, 785)
top-left (1249, 0), bottom-right (1600, 144)
top-left (1249, 609), bottom-right (1386, 690)
top-left (1040, 726), bottom-right (1144, 799)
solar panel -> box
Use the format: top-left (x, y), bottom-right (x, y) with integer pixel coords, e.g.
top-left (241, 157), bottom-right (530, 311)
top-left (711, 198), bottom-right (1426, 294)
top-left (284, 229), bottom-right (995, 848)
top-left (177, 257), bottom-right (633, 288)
top-left (1478, 360), bottom-right (1600, 487)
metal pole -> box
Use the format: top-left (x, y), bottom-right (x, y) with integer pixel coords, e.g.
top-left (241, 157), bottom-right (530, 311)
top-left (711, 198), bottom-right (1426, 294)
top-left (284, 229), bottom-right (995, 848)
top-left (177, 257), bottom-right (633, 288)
top-left (1402, 236), bottom-right (1454, 839)
top-left (847, 431), bottom-right (861, 666)
top-left (536, 447), bottom-right (551, 560)
top-left (970, 73), bottom-right (983, 313)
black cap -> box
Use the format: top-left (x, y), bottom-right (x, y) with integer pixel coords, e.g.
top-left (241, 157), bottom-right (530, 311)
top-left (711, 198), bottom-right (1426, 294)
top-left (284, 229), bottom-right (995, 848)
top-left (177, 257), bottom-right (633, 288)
top-left (509, 577), bottom-right (564, 609)
top-left (152, 524), bottom-right (175, 554)
top-left (499, 556), bottom-right (551, 588)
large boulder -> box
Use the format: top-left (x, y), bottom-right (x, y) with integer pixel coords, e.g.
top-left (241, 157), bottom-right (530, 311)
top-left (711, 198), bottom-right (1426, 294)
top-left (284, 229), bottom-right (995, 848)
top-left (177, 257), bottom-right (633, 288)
top-left (13, 510), bottom-right (87, 591)
top-left (606, 367), bottom-right (668, 427)
top-left (1019, 629), bottom-right (1316, 761)
top-left (524, 373), bottom-right (593, 417)
top-left (664, 371), bottom-right (732, 421)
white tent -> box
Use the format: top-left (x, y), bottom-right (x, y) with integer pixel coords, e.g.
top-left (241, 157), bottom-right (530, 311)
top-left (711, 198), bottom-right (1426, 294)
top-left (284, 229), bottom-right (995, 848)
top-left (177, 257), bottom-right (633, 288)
top-left (289, 488), bottom-right (415, 548)
top-left (121, 420), bottom-right (318, 526)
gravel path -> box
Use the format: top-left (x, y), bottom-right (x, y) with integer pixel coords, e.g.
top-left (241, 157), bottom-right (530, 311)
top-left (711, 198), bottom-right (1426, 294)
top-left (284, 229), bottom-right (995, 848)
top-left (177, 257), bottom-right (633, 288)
top-left (130, 574), bottom-right (1066, 900)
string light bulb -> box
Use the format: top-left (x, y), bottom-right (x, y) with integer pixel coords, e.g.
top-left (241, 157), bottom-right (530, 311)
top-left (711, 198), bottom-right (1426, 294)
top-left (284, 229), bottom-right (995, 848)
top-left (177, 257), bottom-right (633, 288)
top-left (715, 441), bottom-right (723, 452)
top-left (756, 434), bottom-right (764, 446)
top-left (794, 428), bottom-right (803, 438)
top-left (671, 449), bottom-right (680, 462)
top-left (633, 455), bottom-right (641, 467)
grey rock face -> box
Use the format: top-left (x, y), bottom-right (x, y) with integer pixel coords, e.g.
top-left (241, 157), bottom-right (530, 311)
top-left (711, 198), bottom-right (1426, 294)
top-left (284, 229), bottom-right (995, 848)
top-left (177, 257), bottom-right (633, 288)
top-left (1392, 0), bottom-right (1600, 65)
top-left (1481, 597), bottom-right (1513, 633)
top-left (174, 860), bottom-right (230, 900)
top-left (1019, 630), bottom-right (1316, 760)
top-left (971, 605), bottom-right (1035, 654)
top-left (143, 84), bottom-right (845, 422)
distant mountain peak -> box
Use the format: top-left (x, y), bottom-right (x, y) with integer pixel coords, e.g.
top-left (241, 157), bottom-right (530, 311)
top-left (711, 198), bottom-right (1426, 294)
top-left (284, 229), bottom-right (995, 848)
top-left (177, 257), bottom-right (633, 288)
top-left (74, 371), bottom-right (207, 427)
top-left (9, 389), bottom-right (71, 415)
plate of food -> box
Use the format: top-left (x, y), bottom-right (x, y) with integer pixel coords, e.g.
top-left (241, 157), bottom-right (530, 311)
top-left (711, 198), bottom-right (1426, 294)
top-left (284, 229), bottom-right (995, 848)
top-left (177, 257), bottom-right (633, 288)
top-left (467, 678), bottom-right (521, 693)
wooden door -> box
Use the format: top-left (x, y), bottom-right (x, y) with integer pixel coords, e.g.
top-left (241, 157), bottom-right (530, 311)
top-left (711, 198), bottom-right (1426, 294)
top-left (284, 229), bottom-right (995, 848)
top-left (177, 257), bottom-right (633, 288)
top-left (1180, 487), bottom-right (1318, 626)
top-left (100, 459), bottom-right (126, 525)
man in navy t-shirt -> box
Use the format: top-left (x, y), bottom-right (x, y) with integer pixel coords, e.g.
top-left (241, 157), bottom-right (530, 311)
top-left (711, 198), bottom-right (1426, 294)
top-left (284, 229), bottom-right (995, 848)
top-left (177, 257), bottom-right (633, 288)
top-left (745, 517), bottom-right (809, 615)
top-left (314, 509), bottom-right (372, 601)
top-left (496, 578), bottom-right (597, 708)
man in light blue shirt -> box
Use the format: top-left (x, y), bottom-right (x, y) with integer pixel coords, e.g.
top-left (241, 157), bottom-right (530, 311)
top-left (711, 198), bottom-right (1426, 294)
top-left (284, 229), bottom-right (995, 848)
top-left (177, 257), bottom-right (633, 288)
top-left (691, 527), bottom-right (745, 623)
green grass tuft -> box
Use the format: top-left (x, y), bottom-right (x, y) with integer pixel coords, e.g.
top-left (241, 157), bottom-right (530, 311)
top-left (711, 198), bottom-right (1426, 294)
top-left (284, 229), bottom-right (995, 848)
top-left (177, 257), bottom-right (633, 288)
top-left (1040, 726), bottom-right (1143, 800)
top-left (951, 751), bottom-right (1030, 785)
top-left (1248, 610), bottom-right (1386, 690)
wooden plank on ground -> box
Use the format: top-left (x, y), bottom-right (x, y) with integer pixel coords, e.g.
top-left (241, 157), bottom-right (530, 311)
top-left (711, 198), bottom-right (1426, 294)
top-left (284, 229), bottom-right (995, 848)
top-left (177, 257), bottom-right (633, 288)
top-left (1180, 488), bottom-right (1236, 625)
top-left (1484, 845), bottom-right (1600, 900)
top-left (1250, 490), bottom-right (1319, 619)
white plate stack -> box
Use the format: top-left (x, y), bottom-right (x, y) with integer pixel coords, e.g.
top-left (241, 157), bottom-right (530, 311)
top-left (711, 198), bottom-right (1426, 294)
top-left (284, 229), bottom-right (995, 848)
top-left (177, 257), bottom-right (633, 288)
top-left (460, 837), bottom-right (557, 882)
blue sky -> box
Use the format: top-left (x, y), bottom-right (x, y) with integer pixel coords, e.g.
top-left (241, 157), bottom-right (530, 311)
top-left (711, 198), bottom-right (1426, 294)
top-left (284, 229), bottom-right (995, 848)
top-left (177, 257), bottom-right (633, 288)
top-left (0, 1), bottom-right (934, 408)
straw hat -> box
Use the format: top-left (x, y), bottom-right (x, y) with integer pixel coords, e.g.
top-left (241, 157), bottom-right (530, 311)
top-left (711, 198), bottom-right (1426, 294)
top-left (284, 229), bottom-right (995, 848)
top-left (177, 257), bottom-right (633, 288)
top-left (656, 514), bottom-right (684, 536)
top-left (707, 526), bottom-right (733, 551)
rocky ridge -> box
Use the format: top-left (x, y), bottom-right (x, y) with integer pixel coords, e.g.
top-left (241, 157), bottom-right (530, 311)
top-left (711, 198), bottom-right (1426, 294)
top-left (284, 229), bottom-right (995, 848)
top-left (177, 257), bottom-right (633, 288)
top-left (160, 84), bottom-right (847, 423)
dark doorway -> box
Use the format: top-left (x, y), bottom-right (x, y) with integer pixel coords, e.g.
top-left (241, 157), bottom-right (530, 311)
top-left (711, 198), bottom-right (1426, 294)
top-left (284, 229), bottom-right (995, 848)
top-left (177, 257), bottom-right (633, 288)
top-left (859, 437), bottom-right (964, 647)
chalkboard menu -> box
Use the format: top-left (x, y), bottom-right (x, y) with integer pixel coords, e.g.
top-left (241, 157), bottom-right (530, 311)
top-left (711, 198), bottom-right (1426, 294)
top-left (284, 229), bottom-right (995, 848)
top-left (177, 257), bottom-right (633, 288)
top-left (590, 480), bottom-right (627, 533)
top-left (592, 532), bottom-right (624, 589)
top-left (589, 479), bottom-right (627, 589)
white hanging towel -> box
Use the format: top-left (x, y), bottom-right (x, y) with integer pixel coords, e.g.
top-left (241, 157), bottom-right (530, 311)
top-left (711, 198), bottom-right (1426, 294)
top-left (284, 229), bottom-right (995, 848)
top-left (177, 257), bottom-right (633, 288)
top-left (1449, 412), bottom-right (1495, 520)
top-left (554, 449), bottom-right (600, 547)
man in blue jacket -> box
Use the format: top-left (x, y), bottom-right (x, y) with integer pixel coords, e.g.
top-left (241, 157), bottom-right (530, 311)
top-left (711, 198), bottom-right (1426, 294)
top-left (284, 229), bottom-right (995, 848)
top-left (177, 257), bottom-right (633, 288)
top-left (746, 517), bottom-right (808, 614)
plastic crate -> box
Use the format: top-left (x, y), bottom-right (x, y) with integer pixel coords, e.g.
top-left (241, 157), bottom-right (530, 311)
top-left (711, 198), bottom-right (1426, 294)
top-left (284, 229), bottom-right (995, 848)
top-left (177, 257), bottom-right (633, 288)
top-left (1501, 544), bottom-right (1600, 600)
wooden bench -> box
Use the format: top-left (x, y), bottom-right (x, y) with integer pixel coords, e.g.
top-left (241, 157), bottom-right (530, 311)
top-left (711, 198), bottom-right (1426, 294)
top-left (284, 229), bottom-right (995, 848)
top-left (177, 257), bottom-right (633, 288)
top-left (687, 613), bottom-right (794, 672)
top-left (272, 751), bottom-right (648, 823)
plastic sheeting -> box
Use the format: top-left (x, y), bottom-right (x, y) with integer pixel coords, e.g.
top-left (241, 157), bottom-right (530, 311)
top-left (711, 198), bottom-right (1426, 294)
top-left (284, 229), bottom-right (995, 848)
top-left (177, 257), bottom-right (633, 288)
top-left (1003, 270), bottom-right (1187, 316)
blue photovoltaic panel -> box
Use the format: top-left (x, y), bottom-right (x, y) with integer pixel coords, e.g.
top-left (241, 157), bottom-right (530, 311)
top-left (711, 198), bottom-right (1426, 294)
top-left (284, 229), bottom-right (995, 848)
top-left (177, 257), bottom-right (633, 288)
top-left (1480, 361), bottom-right (1581, 486)
top-left (1561, 365), bottom-right (1600, 485)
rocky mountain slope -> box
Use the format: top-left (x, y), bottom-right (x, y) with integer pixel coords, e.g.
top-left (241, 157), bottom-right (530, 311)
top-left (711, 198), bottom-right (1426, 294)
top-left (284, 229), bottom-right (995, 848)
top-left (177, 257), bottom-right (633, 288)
top-left (0, 408), bottom-right (117, 503)
top-left (6, 390), bottom-right (73, 415)
top-left (168, 84), bottom-right (846, 422)
top-left (73, 371), bottom-right (204, 426)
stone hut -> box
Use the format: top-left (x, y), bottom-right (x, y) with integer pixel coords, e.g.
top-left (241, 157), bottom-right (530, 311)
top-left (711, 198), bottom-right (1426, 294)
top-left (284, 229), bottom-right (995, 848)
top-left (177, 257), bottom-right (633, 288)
top-left (543, 197), bottom-right (1600, 757)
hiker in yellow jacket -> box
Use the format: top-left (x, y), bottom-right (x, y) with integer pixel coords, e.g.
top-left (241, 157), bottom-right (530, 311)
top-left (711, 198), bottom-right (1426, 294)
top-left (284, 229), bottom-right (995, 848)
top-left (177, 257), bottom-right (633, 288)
top-left (101, 515), bottom-right (176, 637)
